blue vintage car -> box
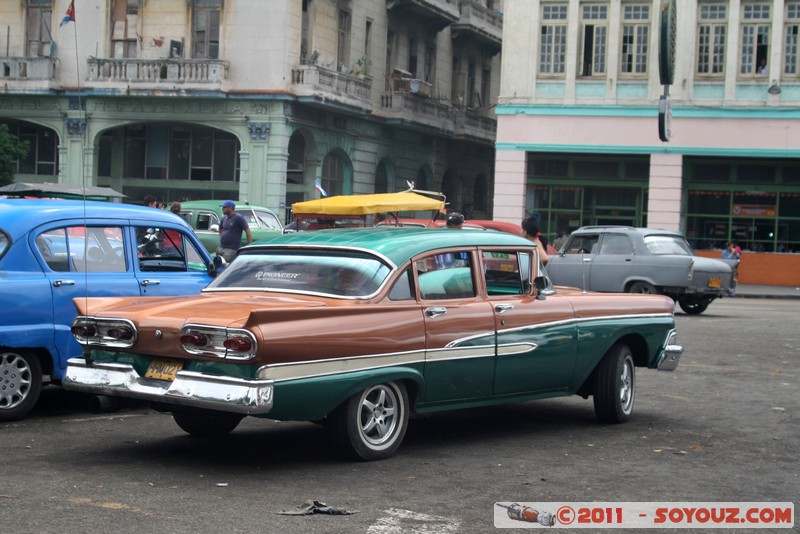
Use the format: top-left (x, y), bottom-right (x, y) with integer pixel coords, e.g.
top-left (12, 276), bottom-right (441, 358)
top-left (0, 198), bottom-right (223, 421)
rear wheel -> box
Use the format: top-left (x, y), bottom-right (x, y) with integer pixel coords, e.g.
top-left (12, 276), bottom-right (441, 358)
top-left (0, 350), bottom-right (42, 422)
top-left (331, 381), bottom-right (409, 461)
top-left (628, 281), bottom-right (657, 294)
top-left (593, 344), bottom-right (635, 424)
top-left (679, 297), bottom-right (712, 315)
top-left (172, 409), bottom-right (243, 437)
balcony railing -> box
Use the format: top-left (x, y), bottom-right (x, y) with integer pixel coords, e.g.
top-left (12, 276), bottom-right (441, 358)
top-left (1, 56), bottom-right (57, 80)
top-left (451, 0), bottom-right (503, 50)
top-left (86, 58), bottom-right (229, 85)
top-left (452, 106), bottom-right (497, 142)
top-left (380, 91), bottom-right (454, 132)
top-left (291, 64), bottom-right (372, 107)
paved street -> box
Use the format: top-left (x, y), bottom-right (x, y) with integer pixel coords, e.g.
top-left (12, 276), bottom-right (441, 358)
top-left (1, 298), bottom-right (798, 533)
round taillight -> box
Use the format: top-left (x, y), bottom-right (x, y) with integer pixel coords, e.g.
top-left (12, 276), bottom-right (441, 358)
top-left (180, 333), bottom-right (208, 347)
top-left (223, 337), bottom-right (252, 352)
top-left (71, 324), bottom-right (97, 337)
top-left (107, 327), bottom-right (133, 340)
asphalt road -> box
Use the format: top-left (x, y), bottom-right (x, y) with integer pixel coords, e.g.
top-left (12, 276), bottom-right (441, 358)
top-left (1, 298), bottom-right (798, 533)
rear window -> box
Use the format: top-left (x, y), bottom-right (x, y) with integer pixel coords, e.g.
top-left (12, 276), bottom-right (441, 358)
top-left (643, 235), bottom-right (693, 255)
top-left (204, 249), bottom-right (392, 297)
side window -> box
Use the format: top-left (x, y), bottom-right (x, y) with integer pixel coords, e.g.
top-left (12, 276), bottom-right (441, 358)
top-left (565, 235), bottom-right (599, 254)
top-left (388, 268), bottom-right (415, 301)
top-left (483, 251), bottom-right (525, 296)
top-left (136, 226), bottom-right (203, 272)
top-left (37, 227), bottom-right (125, 273)
top-left (196, 212), bottom-right (219, 231)
top-left (598, 234), bottom-right (634, 255)
top-left (415, 251), bottom-right (474, 300)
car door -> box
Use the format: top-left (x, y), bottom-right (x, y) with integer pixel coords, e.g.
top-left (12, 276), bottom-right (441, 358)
top-left (588, 233), bottom-right (636, 292)
top-left (482, 250), bottom-right (578, 396)
top-left (547, 233), bottom-right (600, 290)
top-left (36, 222), bottom-right (139, 374)
top-left (130, 223), bottom-right (213, 296)
top-left (415, 249), bottom-right (496, 403)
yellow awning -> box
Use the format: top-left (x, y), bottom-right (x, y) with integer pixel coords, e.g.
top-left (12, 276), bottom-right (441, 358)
top-left (292, 191), bottom-right (445, 216)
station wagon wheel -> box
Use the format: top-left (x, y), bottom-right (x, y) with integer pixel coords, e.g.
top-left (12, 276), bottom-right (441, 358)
top-left (172, 409), bottom-right (244, 437)
top-left (0, 350), bottom-right (43, 422)
top-left (593, 344), bottom-right (635, 424)
top-left (331, 381), bottom-right (409, 461)
top-left (628, 281), bottom-right (657, 294)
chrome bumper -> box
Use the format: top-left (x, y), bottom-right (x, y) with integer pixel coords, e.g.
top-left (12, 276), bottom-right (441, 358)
top-left (64, 358), bottom-right (274, 415)
top-left (657, 330), bottom-right (683, 371)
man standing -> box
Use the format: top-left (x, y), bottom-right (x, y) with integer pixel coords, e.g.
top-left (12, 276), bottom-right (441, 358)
top-left (217, 200), bottom-right (252, 262)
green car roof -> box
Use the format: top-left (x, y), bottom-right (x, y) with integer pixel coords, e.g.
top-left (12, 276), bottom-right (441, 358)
top-left (180, 200), bottom-right (273, 213)
top-left (243, 227), bottom-right (534, 267)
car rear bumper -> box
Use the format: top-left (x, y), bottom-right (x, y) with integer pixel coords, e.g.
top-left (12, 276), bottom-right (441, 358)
top-left (656, 330), bottom-right (683, 371)
top-left (64, 358), bottom-right (274, 415)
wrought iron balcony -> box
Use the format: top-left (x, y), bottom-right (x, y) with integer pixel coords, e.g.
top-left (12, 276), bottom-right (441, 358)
top-left (291, 64), bottom-right (372, 111)
top-left (86, 57), bottom-right (229, 91)
top-left (0, 56), bottom-right (58, 90)
top-left (386, 0), bottom-right (460, 31)
top-left (451, 0), bottom-right (503, 53)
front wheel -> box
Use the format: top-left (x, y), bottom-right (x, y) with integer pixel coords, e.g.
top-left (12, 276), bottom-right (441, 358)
top-left (593, 344), bottom-right (636, 424)
top-left (172, 409), bottom-right (243, 437)
top-left (679, 297), bottom-right (713, 315)
top-left (331, 381), bottom-right (409, 461)
top-left (0, 350), bottom-right (43, 422)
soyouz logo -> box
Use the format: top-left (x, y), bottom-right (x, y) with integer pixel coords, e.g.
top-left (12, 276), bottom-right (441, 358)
top-left (494, 502), bottom-right (794, 529)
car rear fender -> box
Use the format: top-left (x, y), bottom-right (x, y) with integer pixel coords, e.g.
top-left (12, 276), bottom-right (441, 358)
top-left (573, 331), bottom-right (654, 397)
top-left (263, 366), bottom-right (425, 421)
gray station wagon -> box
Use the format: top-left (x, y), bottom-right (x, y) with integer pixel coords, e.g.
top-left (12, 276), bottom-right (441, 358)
top-left (547, 226), bottom-right (737, 315)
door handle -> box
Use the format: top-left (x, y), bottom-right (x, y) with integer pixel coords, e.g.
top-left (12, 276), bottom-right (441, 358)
top-left (494, 303), bottom-right (515, 313)
top-left (53, 280), bottom-right (76, 287)
top-left (140, 279), bottom-right (161, 286)
top-left (425, 307), bottom-right (447, 318)
top-left (583, 257), bottom-right (592, 262)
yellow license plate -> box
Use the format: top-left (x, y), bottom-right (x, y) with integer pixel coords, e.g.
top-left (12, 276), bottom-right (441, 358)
top-left (145, 359), bottom-right (183, 381)
top-left (708, 277), bottom-right (722, 288)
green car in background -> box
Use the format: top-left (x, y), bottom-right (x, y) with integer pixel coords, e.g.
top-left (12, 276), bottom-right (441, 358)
top-left (178, 200), bottom-right (284, 254)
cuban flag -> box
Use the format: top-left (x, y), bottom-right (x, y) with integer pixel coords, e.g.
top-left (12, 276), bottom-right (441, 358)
top-left (314, 180), bottom-right (328, 197)
top-left (60, 0), bottom-right (75, 27)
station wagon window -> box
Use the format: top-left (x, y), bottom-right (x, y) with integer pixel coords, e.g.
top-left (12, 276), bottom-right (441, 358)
top-left (565, 234), bottom-right (600, 254)
top-left (36, 226), bottom-right (126, 273)
top-left (482, 251), bottom-right (529, 296)
top-left (416, 252), bottom-right (475, 299)
top-left (598, 234), bottom-right (634, 255)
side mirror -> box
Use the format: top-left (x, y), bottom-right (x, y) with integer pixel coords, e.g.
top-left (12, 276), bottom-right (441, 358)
top-left (207, 255), bottom-right (227, 277)
top-left (533, 275), bottom-right (556, 300)
top-left (209, 224), bottom-right (220, 232)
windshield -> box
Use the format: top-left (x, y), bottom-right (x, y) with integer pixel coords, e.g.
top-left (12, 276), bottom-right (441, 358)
top-left (643, 235), bottom-right (694, 255)
top-left (205, 249), bottom-right (392, 297)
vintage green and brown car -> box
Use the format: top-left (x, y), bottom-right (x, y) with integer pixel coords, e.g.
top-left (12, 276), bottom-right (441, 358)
top-left (64, 228), bottom-right (683, 460)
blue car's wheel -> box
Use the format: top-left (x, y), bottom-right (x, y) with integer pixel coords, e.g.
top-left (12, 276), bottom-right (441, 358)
top-left (0, 349), bottom-right (42, 422)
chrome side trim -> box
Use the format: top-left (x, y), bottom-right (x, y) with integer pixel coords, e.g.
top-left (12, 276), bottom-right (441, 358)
top-left (64, 358), bottom-right (274, 415)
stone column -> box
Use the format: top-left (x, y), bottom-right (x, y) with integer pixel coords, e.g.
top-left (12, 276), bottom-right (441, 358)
top-left (493, 149), bottom-right (527, 224)
top-left (648, 153), bottom-right (683, 231)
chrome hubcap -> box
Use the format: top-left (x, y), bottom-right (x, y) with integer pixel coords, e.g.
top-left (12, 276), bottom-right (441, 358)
top-left (359, 385), bottom-right (399, 447)
top-left (0, 353), bottom-right (32, 410)
top-left (619, 359), bottom-right (634, 413)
